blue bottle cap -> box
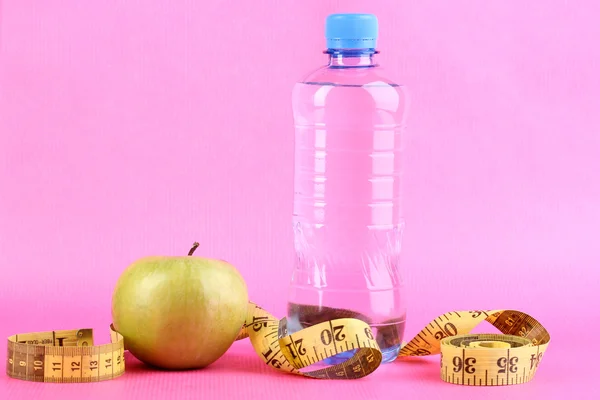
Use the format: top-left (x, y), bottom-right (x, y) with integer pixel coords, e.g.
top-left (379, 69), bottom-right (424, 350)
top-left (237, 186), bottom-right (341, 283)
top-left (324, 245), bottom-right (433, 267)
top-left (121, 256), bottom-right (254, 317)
top-left (325, 13), bottom-right (378, 49)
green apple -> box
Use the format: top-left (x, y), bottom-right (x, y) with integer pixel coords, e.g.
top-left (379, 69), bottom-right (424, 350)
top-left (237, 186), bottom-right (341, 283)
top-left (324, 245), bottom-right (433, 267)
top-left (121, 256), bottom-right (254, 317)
top-left (111, 242), bottom-right (248, 370)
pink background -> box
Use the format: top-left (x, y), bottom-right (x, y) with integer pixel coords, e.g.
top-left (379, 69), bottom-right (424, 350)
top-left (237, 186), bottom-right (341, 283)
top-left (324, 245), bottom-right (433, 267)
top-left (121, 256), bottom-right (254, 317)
top-left (1, 0), bottom-right (597, 398)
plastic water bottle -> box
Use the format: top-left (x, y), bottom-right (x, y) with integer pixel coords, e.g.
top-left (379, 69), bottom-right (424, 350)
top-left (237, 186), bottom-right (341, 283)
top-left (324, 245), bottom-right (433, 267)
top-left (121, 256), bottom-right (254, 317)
top-left (286, 13), bottom-right (410, 366)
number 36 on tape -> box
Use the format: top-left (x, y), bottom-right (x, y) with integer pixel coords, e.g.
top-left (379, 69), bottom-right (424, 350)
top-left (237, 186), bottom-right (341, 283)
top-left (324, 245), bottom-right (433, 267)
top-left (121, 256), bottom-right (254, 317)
top-left (5, 304), bottom-right (549, 386)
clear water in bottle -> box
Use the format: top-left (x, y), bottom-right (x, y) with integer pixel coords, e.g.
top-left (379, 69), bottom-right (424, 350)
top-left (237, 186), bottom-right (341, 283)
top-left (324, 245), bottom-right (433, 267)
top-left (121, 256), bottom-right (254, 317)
top-left (286, 14), bottom-right (410, 368)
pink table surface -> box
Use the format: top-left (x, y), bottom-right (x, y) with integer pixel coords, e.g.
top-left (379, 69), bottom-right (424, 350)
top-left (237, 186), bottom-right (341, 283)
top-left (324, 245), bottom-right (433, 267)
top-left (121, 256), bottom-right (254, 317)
top-left (0, 297), bottom-right (592, 400)
top-left (0, 344), bottom-right (588, 400)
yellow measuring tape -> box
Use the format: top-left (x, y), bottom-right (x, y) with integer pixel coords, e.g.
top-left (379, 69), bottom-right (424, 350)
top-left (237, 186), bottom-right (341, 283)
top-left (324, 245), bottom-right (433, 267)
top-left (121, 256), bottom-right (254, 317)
top-left (399, 309), bottom-right (550, 385)
top-left (6, 304), bottom-right (549, 385)
top-left (6, 328), bottom-right (125, 383)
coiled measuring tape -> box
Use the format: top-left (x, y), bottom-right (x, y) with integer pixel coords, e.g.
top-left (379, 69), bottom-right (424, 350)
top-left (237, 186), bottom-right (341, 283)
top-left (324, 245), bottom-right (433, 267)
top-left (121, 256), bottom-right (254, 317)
top-left (6, 304), bottom-right (549, 385)
top-left (399, 309), bottom-right (550, 385)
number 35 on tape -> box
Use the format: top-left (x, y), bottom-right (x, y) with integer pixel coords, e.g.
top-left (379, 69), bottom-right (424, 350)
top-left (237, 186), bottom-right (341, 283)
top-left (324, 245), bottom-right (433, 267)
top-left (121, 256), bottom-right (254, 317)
top-left (398, 309), bottom-right (550, 386)
top-left (5, 306), bottom-right (550, 386)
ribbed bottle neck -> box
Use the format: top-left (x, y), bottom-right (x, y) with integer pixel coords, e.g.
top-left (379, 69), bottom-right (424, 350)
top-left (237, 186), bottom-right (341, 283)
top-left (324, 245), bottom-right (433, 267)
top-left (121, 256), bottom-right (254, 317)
top-left (325, 49), bottom-right (379, 68)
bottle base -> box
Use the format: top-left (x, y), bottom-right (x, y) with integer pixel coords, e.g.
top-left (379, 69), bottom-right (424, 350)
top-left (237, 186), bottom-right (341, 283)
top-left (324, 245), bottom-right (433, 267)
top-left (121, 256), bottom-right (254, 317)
top-left (283, 302), bottom-right (406, 371)
top-left (321, 341), bottom-right (402, 366)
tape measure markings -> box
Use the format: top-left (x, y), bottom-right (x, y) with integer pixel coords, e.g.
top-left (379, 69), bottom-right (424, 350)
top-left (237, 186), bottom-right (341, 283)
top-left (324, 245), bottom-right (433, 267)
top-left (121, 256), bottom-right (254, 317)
top-left (7, 328), bottom-right (125, 383)
top-left (420, 310), bottom-right (551, 386)
top-left (239, 303), bottom-right (382, 379)
top-left (6, 305), bottom-right (549, 385)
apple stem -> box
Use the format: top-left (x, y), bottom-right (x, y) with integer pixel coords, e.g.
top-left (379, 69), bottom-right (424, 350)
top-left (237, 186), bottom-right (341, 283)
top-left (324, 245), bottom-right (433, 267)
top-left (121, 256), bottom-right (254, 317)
top-left (188, 242), bottom-right (200, 256)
